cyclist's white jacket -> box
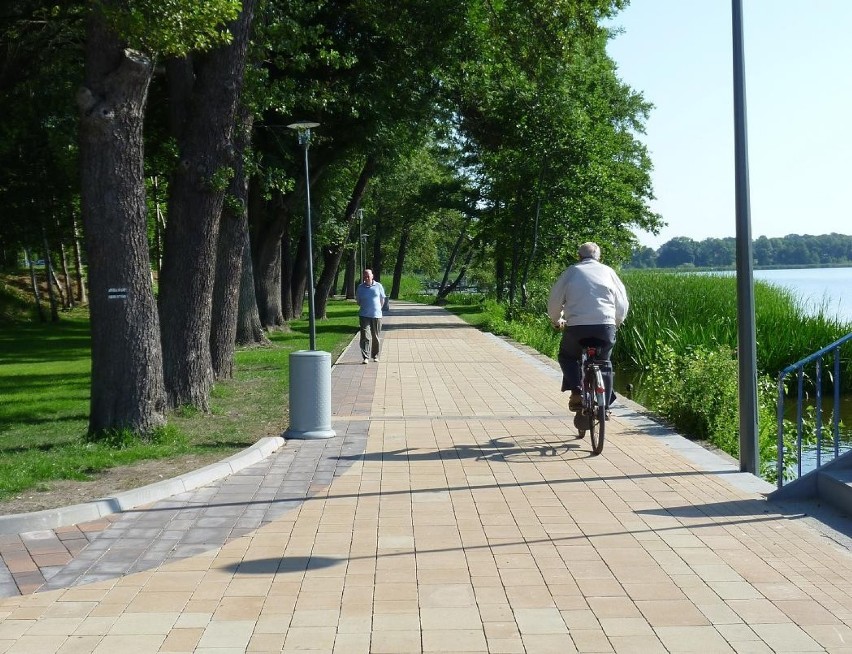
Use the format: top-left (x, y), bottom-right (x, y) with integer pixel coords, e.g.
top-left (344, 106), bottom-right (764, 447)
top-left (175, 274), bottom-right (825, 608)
top-left (547, 258), bottom-right (629, 327)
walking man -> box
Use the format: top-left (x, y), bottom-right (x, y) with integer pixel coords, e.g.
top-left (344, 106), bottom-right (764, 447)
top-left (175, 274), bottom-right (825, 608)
top-left (548, 242), bottom-right (629, 411)
top-left (356, 268), bottom-right (386, 363)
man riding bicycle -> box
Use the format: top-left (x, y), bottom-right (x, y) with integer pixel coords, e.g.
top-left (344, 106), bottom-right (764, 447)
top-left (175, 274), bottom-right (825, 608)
top-left (547, 242), bottom-right (629, 412)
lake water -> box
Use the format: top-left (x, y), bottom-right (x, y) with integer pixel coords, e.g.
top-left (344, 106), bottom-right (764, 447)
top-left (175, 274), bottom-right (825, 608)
top-left (750, 267), bottom-right (852, 323)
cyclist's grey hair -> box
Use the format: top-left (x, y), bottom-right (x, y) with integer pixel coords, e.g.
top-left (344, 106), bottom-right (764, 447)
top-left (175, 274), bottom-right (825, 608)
top-left (578, 242), bottom-right (601, 260)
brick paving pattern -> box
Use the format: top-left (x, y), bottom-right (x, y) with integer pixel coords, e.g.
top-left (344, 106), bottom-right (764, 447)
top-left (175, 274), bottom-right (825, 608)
top-left (0, 301), bottom-right (851, 652)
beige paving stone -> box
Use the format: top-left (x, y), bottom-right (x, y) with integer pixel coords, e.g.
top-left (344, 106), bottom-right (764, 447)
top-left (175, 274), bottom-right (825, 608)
top-left (422, 628), bottom-right (487, 652)
top-left (773, 599), bottom-right (842, 625)
top-left (654, 625), bottom-right (736, 652)
top-left (91, 634), bottom-right (166, 654)
top-left (4, 634), bottom-right (69, 654)
top-left (635, 599), bottom-right (711, 627)
top-left (598, 616), bottom-right (655, 637)
top-left (72, 616), bottom-right (117, 636)
top-left (290, 609), bottom-right (340, 628)
top-left (484, 637), bottom-right (524, 653)
top-left (124, 591), bottom-right (190, 613)
top-left (420, 607), bottom-right (482, 631)
top-left (418, 583), bottom-right (477, 608)
top-left (569, 629), bottom-right (615, 652)
top-left (24, 617), bottom-right (84, 636)
top-left (369, 630), bottom-right (422, 653)
top-left (587, 596), bottom-right (642, 619)
top-left (520, 633), bottom-right (578, 653)
top-left (749, 622), bottom-right (824, 652)
top-left (56, 635), bottom-right (102, 654)
top-left (512, 607), bottom-right (566, 635)
top-left (607, 634), bottom-right (667, 653)
top-left (159, 627), bottom-right (203, 652)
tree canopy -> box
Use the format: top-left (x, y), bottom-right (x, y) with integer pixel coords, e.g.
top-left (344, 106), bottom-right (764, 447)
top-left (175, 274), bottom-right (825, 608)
top-left (0, 0), bottom-right (664, 436)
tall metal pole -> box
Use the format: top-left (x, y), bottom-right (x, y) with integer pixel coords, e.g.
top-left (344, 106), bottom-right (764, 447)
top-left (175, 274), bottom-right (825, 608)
top-left (300, 132), bottom-right (317, 351)
top-left (732, 0), bottom-right (759, 474)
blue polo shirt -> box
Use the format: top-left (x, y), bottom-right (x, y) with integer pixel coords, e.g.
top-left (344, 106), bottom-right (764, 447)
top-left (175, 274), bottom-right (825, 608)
top-left (356, 282), bottom-right (386, 318)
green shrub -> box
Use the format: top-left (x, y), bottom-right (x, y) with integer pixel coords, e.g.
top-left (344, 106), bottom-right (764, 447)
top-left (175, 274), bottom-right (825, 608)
top-left (641, 340), bottom-right (789, 481)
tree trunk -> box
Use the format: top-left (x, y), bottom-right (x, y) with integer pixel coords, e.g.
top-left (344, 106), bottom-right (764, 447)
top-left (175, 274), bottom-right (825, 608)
top-left (436, 247), bottom-right (474, 302)
top-left (210, 110), bottom-right (253, 379)
top-left (313, 154), bottom-right (376, 319)
top-left (438, 228), bottom-right (464, 296)
top-left (150, 176), bottom-right (164, 275)
top-left (58, 237), bottom-right (74, 309)
top-left (289, 228), bottom-right (308, 320)
top-left (24, 247), bottom-right (45, 322)
top-left (236, 217), bottom-right (268, 345)
top-left (371, 216), bottom-right (383, 280)
top-left (344, 246), bottom-right (355, 299)
top-left (390, 227), bottom-right (410, 299)
top-left (495, 255), bottom-right (505, 302)
top-left (70, 213), bottom-right (87, 304)
top-left (158, 0), bottom-right (256, 410)
top-left (41, 227), bottom-right (60, 321)
top-left (250, 187), bottom-right (287, 329)
top-left (78, 7), bottom-right (165, 435)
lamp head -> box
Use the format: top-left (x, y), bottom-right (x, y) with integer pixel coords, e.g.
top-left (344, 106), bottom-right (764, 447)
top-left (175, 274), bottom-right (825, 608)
top-left (287, 121), bottom-right (320, 145)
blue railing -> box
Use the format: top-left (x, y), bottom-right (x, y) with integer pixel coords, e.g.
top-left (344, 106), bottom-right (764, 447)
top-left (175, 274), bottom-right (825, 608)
top-left (776, 332), bottom-right (852, 487)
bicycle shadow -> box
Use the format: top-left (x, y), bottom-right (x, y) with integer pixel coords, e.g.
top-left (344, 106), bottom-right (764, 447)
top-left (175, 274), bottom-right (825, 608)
top-left (335, 436), bottom-right (594, 463)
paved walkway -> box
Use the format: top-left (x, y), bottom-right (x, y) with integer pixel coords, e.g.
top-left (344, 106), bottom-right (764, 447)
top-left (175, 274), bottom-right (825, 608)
top-left (2, 301), bottom-right (852, 653)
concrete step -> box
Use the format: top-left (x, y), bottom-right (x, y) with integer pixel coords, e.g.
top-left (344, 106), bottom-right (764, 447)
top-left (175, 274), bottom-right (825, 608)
top-left (817, 467), bottom-right (852, 515)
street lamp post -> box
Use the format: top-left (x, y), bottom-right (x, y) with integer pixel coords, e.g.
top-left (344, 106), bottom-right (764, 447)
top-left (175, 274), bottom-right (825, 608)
top-left (284, 121), bottom-right (335, 440)
top-left (287, 121), bottom-right (320, 350)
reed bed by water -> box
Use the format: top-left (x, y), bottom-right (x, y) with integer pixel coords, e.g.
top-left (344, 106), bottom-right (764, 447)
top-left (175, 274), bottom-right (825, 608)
top-left (618, 270), bottom-right (852, 387)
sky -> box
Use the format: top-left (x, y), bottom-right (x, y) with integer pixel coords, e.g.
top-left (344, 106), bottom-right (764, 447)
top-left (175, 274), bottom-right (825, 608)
top-left (605, 0), bottom-right (852, 249)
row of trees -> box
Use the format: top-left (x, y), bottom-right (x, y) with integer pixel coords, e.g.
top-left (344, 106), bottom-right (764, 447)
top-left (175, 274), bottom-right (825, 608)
top-left (629, 233), bottom-right (852, 269)
top-left (0, 0), bottom-right (661, 438)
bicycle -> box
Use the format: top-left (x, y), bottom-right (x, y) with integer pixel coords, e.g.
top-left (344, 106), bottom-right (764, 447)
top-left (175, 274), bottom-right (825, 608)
top-left (572, 341), bottom-right (610, 455)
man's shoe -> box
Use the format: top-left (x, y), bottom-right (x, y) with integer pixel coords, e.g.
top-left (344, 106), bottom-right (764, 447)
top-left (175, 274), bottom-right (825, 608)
top-left (372, 356), bottom-right (379, 362)
top-left (362, 357), bottom-right (368, 364)
top-left (568, 392), bottom-right (583, 412)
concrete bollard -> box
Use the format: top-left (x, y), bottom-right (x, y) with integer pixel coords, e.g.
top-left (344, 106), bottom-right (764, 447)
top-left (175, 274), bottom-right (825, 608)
top-left (286, 350), bottom-right (336, 439)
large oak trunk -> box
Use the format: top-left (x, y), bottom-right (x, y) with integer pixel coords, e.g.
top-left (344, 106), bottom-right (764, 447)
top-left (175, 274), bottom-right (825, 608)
top-left (159, 0), bottom-right (256, 410)
top-left (210, 110), bottom-right (253, 379)
top-left (236, 223), bottom-right (268, 345)
top-left (250, 187), bottom-right (287, 329)
top-left (78, 8), bottom-right (165, 435)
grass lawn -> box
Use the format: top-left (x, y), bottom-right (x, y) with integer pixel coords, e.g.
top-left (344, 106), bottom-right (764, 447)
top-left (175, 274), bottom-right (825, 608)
top-left (0, 301), bottom-right (359, 502)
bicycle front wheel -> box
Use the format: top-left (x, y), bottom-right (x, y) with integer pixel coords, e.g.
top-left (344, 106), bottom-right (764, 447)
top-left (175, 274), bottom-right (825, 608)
top-left (589, 403), bottom-right (605, 455)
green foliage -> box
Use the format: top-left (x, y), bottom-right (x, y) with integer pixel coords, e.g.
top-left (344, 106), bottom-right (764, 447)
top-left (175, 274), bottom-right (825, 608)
top-left (0, 279), bottom-right (35, 323)
top-left (641, 341), bottom-right (780, 480)
top-left (101, 0), bottom-right (242, 57)
top-left (630, 233), bottom-right (852, 269)
top-left (618, 270), bottom-right (852, 389)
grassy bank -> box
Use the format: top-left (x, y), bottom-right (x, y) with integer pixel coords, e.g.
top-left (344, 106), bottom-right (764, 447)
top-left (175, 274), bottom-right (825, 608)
top-left (0, 301), bottom-right (359, 502)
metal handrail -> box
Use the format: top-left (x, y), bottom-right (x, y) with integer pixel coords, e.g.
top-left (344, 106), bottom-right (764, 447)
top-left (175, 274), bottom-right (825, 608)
top-left (776, 332), bottom-right (852, 487)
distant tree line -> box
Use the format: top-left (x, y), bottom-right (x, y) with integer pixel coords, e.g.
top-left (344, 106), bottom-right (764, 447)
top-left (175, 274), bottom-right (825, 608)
top-left (628, 233), bottom-right (852, 269)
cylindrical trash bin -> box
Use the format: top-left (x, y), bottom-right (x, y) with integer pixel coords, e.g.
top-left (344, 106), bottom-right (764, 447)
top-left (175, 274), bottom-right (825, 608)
top-left (286, 350), bottom-right (336, 439)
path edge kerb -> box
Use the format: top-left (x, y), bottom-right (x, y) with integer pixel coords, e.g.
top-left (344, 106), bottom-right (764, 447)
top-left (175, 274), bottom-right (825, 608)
top-left (0, 436), bottom-right (285, 536)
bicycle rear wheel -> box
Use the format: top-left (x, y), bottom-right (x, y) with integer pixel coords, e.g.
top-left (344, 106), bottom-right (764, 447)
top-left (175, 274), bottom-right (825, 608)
top-left (590, 403), bottom-right (605, 455)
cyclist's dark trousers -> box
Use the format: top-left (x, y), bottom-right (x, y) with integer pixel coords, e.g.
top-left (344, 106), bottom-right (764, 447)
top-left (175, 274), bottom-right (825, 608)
top-left (557, 324), bottom-right (616, 397)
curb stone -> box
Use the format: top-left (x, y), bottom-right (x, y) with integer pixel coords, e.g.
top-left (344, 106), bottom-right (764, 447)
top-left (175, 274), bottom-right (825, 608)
top-left (0, 436), bottom-right (286, 536)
